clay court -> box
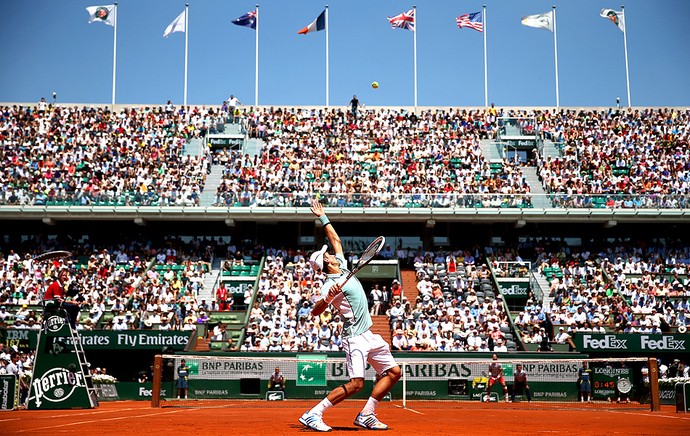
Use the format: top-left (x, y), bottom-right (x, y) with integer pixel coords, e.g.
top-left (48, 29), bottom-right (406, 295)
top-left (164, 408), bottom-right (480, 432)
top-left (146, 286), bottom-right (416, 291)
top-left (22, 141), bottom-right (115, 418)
top-left (3, 401), bottom-right (689, 435)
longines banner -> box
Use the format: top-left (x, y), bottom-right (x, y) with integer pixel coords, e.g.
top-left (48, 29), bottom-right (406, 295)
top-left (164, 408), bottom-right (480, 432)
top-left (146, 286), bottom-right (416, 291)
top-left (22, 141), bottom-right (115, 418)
top-left (0, 330), bottom-right (190, 351)
top-left (573, 333), bottom-right (687, 353)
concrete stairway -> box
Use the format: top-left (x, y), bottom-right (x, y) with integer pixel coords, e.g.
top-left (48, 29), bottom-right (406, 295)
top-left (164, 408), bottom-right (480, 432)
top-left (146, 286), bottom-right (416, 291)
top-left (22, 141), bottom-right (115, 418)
top-left (400, 270), bottom-right (418, 302)
top-left (198, 268), bottom-right (221, 308)
top-left (199, 165), bottom-right (225, 207)
top-left (541, 139), bottom-right (562, 159)
top-left (371, 315), bottom-right (392, 346)
top-left (521, 166), bottom-right (553, 209)
top-left (480, 139), bottom-right (503, 162)
top-left (533, 270), bottom-right (553, 309)
top-left (184, 138), bottom-right (204, 157)
top-left (193, 336), bottom-right (210, 351)
top-left (245, 137), bottom-right (264, 158)
top-left (223, 122), bottom-right (243, 135)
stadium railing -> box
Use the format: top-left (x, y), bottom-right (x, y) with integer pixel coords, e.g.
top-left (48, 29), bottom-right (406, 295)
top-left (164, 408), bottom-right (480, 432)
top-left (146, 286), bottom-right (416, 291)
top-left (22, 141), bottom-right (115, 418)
top-left (2, 192), bottom-right (689, 209)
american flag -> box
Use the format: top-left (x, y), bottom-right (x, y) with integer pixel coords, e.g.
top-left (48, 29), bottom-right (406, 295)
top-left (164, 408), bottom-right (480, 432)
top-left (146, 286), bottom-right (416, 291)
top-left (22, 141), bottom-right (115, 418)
top-left (388, 9), bottom-right (415, 32)
top-left (456, 11), bottom-right (483, 32)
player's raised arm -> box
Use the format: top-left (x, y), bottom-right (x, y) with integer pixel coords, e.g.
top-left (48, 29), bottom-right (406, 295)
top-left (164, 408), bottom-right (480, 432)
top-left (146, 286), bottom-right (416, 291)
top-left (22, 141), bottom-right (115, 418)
top-left (311, 283), bottom-right (341, 318)
top-left (311, 199), bottom-right (343, 256)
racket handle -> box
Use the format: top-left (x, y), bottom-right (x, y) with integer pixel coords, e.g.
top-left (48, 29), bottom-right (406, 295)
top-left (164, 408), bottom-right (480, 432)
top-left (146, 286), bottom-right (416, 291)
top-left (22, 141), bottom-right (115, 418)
top-left (341, 270), bottom-right (355, 287)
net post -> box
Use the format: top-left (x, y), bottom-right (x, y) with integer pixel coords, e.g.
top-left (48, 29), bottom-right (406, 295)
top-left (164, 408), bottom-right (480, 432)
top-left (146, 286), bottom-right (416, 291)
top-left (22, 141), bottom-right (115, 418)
top-left (152, 354), bottom-right (163, 408)
top-left (401, 361), bottom-right (407, 409)
top-left (648, 357), bottom-right (660, 412)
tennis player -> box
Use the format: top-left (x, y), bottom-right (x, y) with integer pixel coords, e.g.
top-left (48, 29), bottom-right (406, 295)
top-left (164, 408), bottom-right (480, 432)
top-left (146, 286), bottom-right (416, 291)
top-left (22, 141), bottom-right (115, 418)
top-left (299, 199), bottom-right (401, 432)
top-left (486, 354), bottom-right (510, 402)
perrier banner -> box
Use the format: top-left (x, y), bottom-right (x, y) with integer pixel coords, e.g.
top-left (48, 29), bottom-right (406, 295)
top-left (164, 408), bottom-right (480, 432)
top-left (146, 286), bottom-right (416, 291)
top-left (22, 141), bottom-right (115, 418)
top-left (27, 313), bottom-right (97, 410)
top-left (296, 354), bottom-right (327, 386)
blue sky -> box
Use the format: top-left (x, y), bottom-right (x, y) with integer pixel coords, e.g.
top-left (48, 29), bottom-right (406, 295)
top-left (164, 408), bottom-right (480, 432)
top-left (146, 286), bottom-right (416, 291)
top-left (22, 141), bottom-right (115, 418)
top-left (1, 0), bottom-right (688, 107)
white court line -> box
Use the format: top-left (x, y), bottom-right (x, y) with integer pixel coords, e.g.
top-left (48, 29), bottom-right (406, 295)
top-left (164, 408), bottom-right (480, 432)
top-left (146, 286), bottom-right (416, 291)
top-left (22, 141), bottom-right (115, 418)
top-left (394, 404), bottom-right (424, 415)
top-left (14, 408), bottom-right (189, 433)
top-left (606, 410), bottom-right (690, 421)
top-left (10, 407), bottom-right (144, 420)
top-left (0, 418), bottom-right (21, 423)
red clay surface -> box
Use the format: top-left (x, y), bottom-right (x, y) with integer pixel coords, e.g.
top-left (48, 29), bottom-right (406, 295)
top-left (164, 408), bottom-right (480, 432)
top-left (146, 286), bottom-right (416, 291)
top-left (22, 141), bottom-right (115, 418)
top-left (2, 400), bottom-right (689, 435)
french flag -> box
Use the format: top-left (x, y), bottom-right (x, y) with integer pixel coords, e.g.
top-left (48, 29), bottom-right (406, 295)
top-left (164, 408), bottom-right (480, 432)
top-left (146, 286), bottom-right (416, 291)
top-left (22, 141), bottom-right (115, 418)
top-left (298, 10), bottom-right (326, 34)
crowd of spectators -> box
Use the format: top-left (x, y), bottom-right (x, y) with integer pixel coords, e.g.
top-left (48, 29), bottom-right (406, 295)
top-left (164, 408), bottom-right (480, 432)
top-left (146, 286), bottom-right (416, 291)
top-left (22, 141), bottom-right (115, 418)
top-left (239, 249), bottom-right (344, 352)
top-left (3, 102), bottom-right (689, 209)
top-left (215, 106), bottom-right (690, 209)
top-left (0, 103), bottom-right (209, 206)
top-left (502, 239), bottom-right (690, 343)
top-left (385, 247), bottom-right (517, 352)
top-left (3, 229), bottom-right (689, 356)
top-left (537, 108), bottom-right (690, 207)
top-left (0, 343), bottom-right (33, 406)
top-left (214, 106), bottom-right (531, 208)
top-left (0, 235), bottom-right (226, 331)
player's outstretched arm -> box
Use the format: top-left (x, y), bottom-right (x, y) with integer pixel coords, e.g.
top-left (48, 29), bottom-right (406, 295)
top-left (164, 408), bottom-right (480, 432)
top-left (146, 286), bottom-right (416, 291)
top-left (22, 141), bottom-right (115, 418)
top-left (311, 283), bottom-right (341, 317)
top-left (311, 199), bottom-right (343, 255)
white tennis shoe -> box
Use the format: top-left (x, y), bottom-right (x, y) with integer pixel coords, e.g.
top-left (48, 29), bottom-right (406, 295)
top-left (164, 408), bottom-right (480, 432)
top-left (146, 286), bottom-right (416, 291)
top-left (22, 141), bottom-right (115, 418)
top-left (354, 412), bottom-right (389, 430)
top-left (299, 412), bottom-right (332, 432)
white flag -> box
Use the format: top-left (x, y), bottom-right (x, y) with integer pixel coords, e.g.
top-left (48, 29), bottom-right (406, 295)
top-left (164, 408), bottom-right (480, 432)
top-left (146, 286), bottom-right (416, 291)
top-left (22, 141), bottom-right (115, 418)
top-left (521, 12), bottom-right (553, 32)
top-left (164, 10), bottom-right (186, 38)
top-left (600, 9), bottom-right (625, 33)
top-left (86, 5), bottom-right (116, 27)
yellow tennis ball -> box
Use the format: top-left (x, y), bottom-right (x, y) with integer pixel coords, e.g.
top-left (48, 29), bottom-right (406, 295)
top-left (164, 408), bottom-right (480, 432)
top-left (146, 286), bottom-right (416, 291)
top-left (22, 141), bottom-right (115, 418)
top-left (371, 81), bottom-right (379, 89)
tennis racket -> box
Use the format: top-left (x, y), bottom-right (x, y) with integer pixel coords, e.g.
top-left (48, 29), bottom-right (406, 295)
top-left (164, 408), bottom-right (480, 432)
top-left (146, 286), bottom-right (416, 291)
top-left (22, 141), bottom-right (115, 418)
top-left (481, 371), bottom-right (497, 381)
top-left (340, 236), bottom-right (386, 287)
top-left (617, 378), bottom-right (632, 394)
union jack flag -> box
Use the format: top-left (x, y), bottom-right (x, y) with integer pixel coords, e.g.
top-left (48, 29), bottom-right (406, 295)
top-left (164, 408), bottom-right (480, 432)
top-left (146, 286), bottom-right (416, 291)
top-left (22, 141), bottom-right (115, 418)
top-left (456, 12), bottom-right (483, 32)
top-left (387, 9), bottom-right (414, 32)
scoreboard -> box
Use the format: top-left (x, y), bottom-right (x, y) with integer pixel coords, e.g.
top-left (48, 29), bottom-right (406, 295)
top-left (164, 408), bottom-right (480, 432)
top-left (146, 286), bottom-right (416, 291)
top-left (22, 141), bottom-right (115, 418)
top-left (592, 366), bottom-right (633, 400)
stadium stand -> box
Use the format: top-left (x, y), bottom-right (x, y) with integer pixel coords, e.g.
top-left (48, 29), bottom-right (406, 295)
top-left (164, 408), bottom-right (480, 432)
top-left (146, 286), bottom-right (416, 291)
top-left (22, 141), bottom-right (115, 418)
top-left (1, 102), bottom-right (689, 361)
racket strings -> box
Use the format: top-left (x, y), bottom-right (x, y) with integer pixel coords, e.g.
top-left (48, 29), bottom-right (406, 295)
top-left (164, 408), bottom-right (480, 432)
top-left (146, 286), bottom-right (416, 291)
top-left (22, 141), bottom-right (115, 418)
top-left (358, 237), bottom-right (385, 266)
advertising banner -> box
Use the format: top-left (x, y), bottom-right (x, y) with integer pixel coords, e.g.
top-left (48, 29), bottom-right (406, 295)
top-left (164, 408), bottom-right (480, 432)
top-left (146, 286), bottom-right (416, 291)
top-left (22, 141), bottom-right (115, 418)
top-left (0, 375), bottom-right (19, 411)
top-left (0, 330), bottom-right (190, 352)
top-left (27, 314), bottom-right (95, 409)
top-left (573, 333), bottom-right (687, 354)
top-left (497, 280), bottom-right (530, 299)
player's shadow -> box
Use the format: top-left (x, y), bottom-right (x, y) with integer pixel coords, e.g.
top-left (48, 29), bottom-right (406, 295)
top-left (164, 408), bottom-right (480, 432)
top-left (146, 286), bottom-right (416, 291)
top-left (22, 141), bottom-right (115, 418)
top-left (292, 424), bottom-right (360, 432)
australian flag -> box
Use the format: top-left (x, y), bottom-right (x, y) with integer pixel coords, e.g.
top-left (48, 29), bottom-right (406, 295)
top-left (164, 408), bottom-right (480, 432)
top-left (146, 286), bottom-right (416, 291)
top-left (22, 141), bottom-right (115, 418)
top-left (232, 10), bottom-right (257, 30)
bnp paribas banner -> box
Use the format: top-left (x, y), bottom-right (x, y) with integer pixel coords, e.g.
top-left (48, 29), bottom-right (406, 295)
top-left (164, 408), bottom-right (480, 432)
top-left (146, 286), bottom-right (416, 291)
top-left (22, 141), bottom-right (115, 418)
top-left (163, 357), bottom-right (584, 401)
top-left (573, 333), bottom-right (687, 353)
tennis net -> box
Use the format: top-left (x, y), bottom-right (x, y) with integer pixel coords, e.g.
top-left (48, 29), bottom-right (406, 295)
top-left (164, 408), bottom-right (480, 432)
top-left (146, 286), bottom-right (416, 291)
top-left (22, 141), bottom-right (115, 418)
top-left (152, 354), bottom-right (658, 410)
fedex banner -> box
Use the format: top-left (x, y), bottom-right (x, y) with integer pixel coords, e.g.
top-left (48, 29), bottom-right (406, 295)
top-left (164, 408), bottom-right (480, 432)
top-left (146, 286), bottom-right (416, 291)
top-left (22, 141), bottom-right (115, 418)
top-left (573, 333), bottom-right (687, 353)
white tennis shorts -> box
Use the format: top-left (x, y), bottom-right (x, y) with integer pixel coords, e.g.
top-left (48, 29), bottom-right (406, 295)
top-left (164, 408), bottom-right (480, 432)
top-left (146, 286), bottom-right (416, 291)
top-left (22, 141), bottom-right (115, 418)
top-left (342, 330), bottom-right (397, 379)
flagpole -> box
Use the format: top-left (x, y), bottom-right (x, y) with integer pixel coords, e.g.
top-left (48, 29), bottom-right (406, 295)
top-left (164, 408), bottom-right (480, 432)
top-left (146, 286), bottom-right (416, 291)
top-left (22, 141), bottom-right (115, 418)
top-left (325, 5), bottom-right (330, 107)
top-left (112, 2), bottom-right (118, 107)
top-left (483, 5), bottom-right (488, 107)
top-left (552, 5), bottom-right (560, 108)
top-left (622, 5), bottom-right (631, 107)
top-left (255, 4), bottom-right (259, 106)
top-left (413, 5), bottom-right (417, 110)
top-left (184, 4), bottom-right (189, 106)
